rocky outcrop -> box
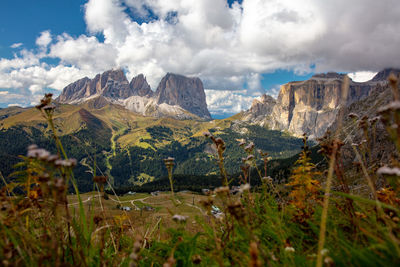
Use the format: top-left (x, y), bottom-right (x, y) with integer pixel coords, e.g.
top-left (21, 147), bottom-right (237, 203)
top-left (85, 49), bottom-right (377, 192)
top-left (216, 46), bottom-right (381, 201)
top-left (130, 74), bottom-right (153, 97)
top-left (241, 94), bottom-right (276, 127)
top-left (56, 70), bottom-right (211, 120)
top-left (155, 73), bottom-right (211, 120)
top-left (242, 69), bottom-right (399, 139)
top-left (57, 69), bottom-right (131, 103)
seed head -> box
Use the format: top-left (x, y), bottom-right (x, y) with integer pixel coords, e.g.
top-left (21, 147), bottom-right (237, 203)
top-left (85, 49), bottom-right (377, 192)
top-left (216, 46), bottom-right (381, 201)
top-left (93, 176), bottom-right (108, 184)
top-left (262, 176), bottom-right (273, 183)
top-left (214, 186), bottom-right (229, 195)
top-left (55, 158), bottom-right (77, 167)
top-left (348, 113), bottom-right (359, 119)
top-left (203, 131), bottom-right (211, 138)
top-left (192, 254), bottom-right (202, 265)
top-left (284, 247), bottom-right (295, 252)
top-left (35, 93), bottom-right (53, 110)
top-left (244, 142), bottom-right (255, 152)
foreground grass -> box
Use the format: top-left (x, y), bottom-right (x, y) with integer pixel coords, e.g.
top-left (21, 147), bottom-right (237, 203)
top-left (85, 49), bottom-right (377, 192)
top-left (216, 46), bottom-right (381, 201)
top-left (1, 82), bottom-right (400, 266)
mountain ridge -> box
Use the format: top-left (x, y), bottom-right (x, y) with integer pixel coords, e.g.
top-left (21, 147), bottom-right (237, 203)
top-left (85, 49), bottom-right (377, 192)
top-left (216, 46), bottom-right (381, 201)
top-left (57, 69), bottom-right (211, 120)
top-left (240, 68), bottom-right (400, 139)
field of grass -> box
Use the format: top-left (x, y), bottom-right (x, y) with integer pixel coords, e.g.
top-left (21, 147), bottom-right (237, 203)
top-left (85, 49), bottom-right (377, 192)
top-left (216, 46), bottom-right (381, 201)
top-left (1, 87), bottom-right (400, 266)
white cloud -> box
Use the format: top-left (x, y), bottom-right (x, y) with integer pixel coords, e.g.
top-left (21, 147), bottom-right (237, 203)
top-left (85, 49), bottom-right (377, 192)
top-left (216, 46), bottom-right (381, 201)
top-left (10, 43), bottom-right (23, 49)
top-left (348, 71), bottom-right (377, 83)
top-left (0, 91), bottom-right (8, 95)
top-left (267, 86), bottom-right (281, 99)
top-left (205, 89), bottom-right (255, 115)
top-left (36, 31), bottom-right (52, 48)
top-left (49, 34), bottom-right (117, 72)
top-left (0, 49), bottom-right (40, 71)
top-left (1, 0), bottom-right (400, 113)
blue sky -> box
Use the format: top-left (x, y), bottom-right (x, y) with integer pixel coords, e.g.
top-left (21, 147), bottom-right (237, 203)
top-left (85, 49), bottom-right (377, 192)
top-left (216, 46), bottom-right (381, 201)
top-left (1, 0), bottom-right (398, 117)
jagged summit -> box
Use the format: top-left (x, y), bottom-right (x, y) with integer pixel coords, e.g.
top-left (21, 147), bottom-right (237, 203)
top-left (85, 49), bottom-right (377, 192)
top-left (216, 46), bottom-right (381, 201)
top-left (371, 68), bottom-right (400, 82)
top-left (57, 70), bottom-right (211, 120)
top-left (311, 72), bottom-right (347, 80)
top-left (155, 73), bottom-right (211, 120)
top-left (130, 74), bottom-right (153, 97)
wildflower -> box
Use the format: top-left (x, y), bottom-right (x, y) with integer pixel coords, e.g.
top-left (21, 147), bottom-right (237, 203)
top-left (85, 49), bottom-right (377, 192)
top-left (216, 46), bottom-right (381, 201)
top-left (324, 256), bottom-right (334, 266)
top-left (38, 173), bottom-right (50, 183)
top-left (348, 113), bottom-right (359, 119)
top-left (203, 131), bottom-right (211, 137)
top-left (214, 137), bottom-right (224, 146)
top-left (172, 214), bottom-right (188, 223)
top-left (284, 247), bottom-right (295, 252)
top-left (246, 154), bottom-right (255, 161)
top-left (199, 198), bottom-right (213, 209)
top-left (28, 144), bottom-right (38, 151)
top-left (93, 176), bottom-right (108, 184)
top-left (227, 200), bottom-right (244, 220)
top-left (369, 116), bottom-right (380, 124)
top-left (378, 101), bottom-right (400, 113)
top-left (43, 104), bottom-right (56, 112)
top-left (192, 254), bottom-right (202, 265)
top-left (377, 166), bottom-right (400, 176)
top-left (163, 157), bottom-right (175, 167)
top-left (262, 176), bottom-right (273, 183)
top-left (55, 158), bottom-right (77, 167)
top-left (45, 154), bottom-right (59, 163)
top-left (27, 148), bottom-right (50, 160)
top-left (35, 93), bottom-right (53, 110)
top-left (244, 142), bottom-right (255, 152)
top-left (214, 186), bottom-right (229, 195)
top-left (321, 248), bottom-right (329, 256)
top-left (238, 183), bottom-right (250, 193)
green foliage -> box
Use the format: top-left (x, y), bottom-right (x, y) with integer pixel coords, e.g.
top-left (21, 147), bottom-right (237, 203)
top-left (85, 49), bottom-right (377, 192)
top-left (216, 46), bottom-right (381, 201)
top-left (0, 93), bottom-right (399, 266)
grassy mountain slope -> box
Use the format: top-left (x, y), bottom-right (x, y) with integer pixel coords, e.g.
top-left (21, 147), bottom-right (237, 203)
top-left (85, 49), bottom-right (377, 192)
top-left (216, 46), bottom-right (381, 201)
top-left (0, 102), bottom-right (304, 191)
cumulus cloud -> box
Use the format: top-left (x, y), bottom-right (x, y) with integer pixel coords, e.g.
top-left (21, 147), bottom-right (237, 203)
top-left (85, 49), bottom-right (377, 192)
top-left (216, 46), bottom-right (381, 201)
top-left (348, 71), bottom-right (377, 83)
top-left (1, 0), bottom-right (399, 113)
top-left (36, 31), bottom-right (52, 48)
top-left (10, 43), bottom-right (23, 49)
top-left (205, 89), bottom-right (255, 115)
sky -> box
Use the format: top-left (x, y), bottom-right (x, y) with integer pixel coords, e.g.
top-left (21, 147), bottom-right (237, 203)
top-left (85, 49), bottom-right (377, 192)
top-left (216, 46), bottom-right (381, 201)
top-left (1, 0), bottom-right (399, 117)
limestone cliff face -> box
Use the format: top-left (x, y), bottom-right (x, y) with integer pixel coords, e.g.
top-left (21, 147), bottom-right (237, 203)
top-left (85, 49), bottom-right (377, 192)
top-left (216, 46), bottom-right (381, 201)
top-left (155, 73), bottom-right (211, 120)
top-left (130, 74), bottom-right (153, 97)
top-left (241, 94), bottom-right (276, 127)
top-left (56, 70), bottom-right (211, 120)
top-left (242, 69), bottom-right (396, 139)
top-left (57, 69), bottom-right (132, 102)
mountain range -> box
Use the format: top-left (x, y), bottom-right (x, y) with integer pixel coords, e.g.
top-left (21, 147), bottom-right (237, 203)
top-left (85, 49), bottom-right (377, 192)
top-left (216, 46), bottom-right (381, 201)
top-left (0, 68), bottom-right (398, 191)
top-left (57, 69), bottom-right (211, 120)
top-left (58, 68), bottom-right (399, 139)
top-left (240, 70), bottom-right (399, 139)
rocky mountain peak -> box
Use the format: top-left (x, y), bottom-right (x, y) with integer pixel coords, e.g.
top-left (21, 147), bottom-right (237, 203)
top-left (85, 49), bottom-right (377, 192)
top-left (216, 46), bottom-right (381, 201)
top-left (311, 72), bottom-right (347, 80)
top-left (241, 70), bottom-right (391, 139)
top-left (57, 70), bottom-right (212, 120)
top-left (249, 94), bottom-right (276, 115)
top-left (155, 73), bottom-right (211, 119)
top-left (129, 74), bottom-right (153, 97)
top-left (371, 68), bottom-right (400, 82)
